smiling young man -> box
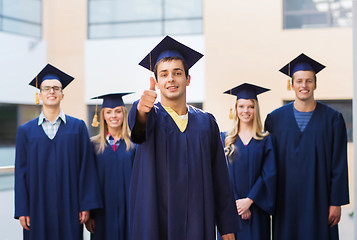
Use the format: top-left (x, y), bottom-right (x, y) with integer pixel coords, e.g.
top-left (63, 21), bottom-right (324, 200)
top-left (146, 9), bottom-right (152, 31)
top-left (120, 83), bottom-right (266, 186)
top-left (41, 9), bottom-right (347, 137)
top-left (265, 54), bottom-right (349, 240)
top-left (14, 64), bottom-right (102, 240)
top-left (128, 36), bottom-right (238, 240)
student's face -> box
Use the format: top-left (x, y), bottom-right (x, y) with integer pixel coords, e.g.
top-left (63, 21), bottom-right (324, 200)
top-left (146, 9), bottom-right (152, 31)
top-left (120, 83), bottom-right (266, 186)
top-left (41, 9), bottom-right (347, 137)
top-left (236, 99), bottom-right (255, 124)
top-left (155, 59), bottom-right (191, 102)
top-left (103, 106), bottom-right (124, 130)
top-left (39, 79), bottom-right (64, 107)
top-left (291, 70), bottom-right (316, 102)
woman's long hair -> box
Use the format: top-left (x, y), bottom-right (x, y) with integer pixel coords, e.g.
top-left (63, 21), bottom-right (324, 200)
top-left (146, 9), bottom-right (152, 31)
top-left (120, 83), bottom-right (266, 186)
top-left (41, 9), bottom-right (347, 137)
top-left (91, 106), bottom-right (133, 154)
top-left (224, 99), bottom-right (268, 162)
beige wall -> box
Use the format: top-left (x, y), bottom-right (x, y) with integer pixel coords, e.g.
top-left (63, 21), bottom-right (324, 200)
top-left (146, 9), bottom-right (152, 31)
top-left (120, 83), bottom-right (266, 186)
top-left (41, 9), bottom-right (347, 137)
top-left (43, 0), bottom-right (88, 123)
top-left (204, 0), bottom-right (353, 204)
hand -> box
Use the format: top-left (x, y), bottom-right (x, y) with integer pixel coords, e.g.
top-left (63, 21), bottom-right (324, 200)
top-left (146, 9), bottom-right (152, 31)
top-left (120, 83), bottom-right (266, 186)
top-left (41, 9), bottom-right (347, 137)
top-left (236, 198), bottom-right (253, 216)
top-left (328, 205), bottom-right (341, 227)
top-left (221, 233), bottom-right (235, 240)
top-left (241, 208), bottom-right (251, 220)
top-left (85, 218), bottom-right (95, 234)
top-left (19, 216), bottom-right (30, 231)
top-left (79, 210), bottom-right (90, 224)
top-left (137, 77), bottom-right (157, 114)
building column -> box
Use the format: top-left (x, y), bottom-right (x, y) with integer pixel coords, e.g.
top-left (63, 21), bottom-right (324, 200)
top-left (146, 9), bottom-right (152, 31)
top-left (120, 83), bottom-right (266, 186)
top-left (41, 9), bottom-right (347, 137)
top-left (42, 0), bottom-right (88, 122)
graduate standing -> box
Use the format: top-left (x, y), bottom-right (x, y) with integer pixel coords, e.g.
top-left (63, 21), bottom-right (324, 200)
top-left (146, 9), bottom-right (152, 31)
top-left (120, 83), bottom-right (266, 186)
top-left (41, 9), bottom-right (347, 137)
top-left (128, 36), bottom-right (238, 240)
top-left (218, 83), bottom-right (276, 240)
top-left (86, 93), bottom-right (135, 240)
top-left (14, 64), bottom-right (102, 240)
top-left (265, 54), bottom-right (349, 240)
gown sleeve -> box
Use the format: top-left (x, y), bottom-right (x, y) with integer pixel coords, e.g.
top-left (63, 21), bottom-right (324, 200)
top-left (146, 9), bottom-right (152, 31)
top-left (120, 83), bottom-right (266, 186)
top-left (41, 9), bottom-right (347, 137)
top-left (221, 132), bottom-right (239, 200)
top-left (211, 116), bottom-right (239, 235)
top-left (128, 100), bottom-right (156, 144)
top-left (78, 120), bottom-right (103, 211)
top-left (264, 113), bottom-right (272, 133)
top-left (329, 112), bottom-right (349, 206)
top-left (246, 135), bottom-right (277, 215)
top-left (14, 125), bottom-right (29, 219)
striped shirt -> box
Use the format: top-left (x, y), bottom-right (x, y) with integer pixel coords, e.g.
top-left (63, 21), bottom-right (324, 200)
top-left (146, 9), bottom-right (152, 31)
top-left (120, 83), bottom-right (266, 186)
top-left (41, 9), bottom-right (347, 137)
top-left (106, 132), bottom-right (121, 151)
top-left (293, 106), bottom-right (313, 132)
top-left (38, 110), bottom-right (66, 139)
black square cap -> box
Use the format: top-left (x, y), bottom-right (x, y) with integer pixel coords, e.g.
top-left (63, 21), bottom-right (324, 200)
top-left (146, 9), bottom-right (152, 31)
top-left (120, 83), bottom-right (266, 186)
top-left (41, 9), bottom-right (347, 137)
top-left (224, 83), bottom-right (270, 100)
top-left (91, 92), bottom-right (133, 108)
top-left (279, 53), bottom-right (325, 77)
top-left (29, 64), bottom-right (74, 89)
top-left (139, 35), bottom-right (203, 72)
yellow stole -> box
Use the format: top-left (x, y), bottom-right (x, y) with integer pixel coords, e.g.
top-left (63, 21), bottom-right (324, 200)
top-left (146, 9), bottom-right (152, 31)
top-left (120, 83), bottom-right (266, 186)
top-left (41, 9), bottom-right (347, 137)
top-left (162, 105), bottom-right (188, 133)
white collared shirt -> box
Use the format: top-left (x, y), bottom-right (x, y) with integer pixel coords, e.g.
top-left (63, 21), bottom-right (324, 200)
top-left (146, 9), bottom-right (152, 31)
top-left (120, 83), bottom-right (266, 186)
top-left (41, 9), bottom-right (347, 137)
top-left (38, 110), bottom-right (66, 139)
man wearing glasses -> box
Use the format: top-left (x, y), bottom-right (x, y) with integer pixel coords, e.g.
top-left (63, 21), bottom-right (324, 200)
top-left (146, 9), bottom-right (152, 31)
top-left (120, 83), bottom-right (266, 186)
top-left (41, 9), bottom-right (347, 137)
top-left (14, 64), bottom-right (102, 240)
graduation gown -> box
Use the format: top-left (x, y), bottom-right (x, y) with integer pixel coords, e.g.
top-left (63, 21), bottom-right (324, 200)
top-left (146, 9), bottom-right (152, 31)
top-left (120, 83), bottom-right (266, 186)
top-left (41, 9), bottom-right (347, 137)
top-left (218, 134), bottom-right (276, 240)
top-left (265, 102), bottom-right (349, 240)
top-left (90, 141), bottom-right (135, 240)
top-left (15, 116), bottom-right (103, 240)
top-left (128, 101), bottom-right (239, 240)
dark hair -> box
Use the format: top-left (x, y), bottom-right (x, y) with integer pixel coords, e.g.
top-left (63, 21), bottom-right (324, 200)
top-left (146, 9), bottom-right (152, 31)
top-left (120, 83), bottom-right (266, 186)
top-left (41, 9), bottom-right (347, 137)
top-left (153, 57), bottom-right (189, 80)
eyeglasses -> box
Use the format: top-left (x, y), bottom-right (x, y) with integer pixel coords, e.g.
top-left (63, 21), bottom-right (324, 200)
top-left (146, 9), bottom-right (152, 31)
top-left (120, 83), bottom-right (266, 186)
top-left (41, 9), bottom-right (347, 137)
top-left (41, 86), bottom-right (62, 93)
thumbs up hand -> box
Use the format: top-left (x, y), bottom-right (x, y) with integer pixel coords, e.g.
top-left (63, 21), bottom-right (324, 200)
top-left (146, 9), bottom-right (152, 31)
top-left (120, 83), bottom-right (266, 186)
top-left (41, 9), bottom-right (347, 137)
top-left (137, 76), bottom-right (157, 114)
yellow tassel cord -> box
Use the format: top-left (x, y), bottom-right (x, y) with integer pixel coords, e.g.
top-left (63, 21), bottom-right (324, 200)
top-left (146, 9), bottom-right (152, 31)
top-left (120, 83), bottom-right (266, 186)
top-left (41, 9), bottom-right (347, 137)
top-left (287, 79), bottom-right (291, 91)
top-left (91, 104), bottom-right (99, 127)
top-left (35, 76), bottom-right (40, 104)
top-left (287, 63), bottom-right (291, 91)
top-left (229, 108), bottom-right (233, 120)
top-left (35, 93), bottom-right (40, 105)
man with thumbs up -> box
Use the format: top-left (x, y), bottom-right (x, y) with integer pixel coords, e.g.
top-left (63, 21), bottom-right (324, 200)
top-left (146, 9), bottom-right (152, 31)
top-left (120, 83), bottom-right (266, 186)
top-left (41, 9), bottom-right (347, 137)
top-left (128, 36), bottom-right (238, 240)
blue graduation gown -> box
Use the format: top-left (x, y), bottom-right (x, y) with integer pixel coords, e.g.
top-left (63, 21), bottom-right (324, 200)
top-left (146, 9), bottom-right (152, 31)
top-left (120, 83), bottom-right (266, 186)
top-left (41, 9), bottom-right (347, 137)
top-left (90, 141), bottom-right (135, 240)
top-left (15, 116), bottom-right (103, 240)
top-left (128, 101), bottom-right (239, 240)
top-left (218, 134), bottom-right (276, 240)
top-left (265, 102), bottom-right (349, 240)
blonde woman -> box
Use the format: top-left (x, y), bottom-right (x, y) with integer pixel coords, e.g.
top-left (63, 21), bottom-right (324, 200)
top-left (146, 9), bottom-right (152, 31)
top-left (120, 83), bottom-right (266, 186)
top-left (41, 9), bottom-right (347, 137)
top-left (218, 83), bottom-right (276, 240)
top-left (86, 93), bottom-right (135, 240)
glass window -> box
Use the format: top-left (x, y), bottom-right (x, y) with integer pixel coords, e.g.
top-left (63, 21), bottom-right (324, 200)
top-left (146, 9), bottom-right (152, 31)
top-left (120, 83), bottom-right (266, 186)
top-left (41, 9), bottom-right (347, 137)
top-left (0, 104), bottom-right (41, 146)
top-left (0, 0), bottom-right (42, 38)
top-left (0, 104), bottom-right (17, 145)
top-left (283, 0), bottom-right (352, 29)
top-left (88, 0), bottom-right (202, 39)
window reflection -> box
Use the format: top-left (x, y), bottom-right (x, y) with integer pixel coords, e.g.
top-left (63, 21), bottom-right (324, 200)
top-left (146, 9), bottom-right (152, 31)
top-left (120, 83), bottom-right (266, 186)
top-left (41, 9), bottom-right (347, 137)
top-left (0, 0), bottom-right (42, 38)
top-left (88, 0), bottom-right (203, 39)
top-left (283, 0), bottom-right (352, 29)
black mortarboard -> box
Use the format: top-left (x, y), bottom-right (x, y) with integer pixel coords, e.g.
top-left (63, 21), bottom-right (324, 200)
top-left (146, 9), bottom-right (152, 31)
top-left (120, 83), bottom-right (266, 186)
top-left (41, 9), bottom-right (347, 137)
top-left (139, 35), bottom-right (203, 71)
top-left (279, 53), bottom-right (326, 77)
top-left (90, 92), bottom-right (133, 127)
top-left (91, 92), bottom-right (133, 108)
top-left (224, 83), bottom-right (270, 100)
top-left (29, 64), bottom-right (74, 90)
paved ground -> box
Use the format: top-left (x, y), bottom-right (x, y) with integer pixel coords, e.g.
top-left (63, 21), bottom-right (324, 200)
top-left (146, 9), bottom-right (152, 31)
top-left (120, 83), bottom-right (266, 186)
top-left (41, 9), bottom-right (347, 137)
top-left (340, 205), bottom-right (354, 240)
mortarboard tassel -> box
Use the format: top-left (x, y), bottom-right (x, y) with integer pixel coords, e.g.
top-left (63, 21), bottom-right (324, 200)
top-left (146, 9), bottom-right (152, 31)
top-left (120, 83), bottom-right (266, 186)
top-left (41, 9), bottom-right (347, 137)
top-left (287, 63), bottom-right (291, 91)
top-left (287, 79), bottom-right (291, 91)
top-left (35, 76), bottom-right (40, 104)
top-left (35, 93), bottom-right (40, 104)
top-left (91, 103), bottom-right (99, 127)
